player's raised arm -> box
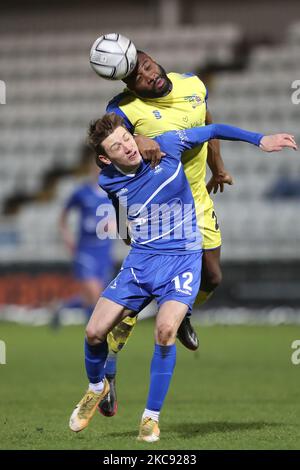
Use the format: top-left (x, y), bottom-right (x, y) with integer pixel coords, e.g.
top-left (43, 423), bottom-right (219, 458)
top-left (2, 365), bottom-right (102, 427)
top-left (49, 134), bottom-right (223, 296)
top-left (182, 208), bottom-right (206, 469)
top-left (173, 124), bottom-right (297, 153)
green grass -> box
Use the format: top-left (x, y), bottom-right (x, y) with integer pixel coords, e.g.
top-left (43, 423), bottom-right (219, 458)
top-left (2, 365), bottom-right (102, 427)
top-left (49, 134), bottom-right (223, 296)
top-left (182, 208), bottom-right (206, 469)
top-left (0, 321), bottom-right (300, 450)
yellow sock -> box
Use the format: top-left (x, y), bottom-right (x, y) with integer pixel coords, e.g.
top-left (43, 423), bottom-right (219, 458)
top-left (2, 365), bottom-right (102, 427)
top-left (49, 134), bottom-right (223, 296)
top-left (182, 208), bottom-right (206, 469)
top-left (107, 315), bottom-right (138, 353)
top-left (198, 290), bottom-right (213, 307)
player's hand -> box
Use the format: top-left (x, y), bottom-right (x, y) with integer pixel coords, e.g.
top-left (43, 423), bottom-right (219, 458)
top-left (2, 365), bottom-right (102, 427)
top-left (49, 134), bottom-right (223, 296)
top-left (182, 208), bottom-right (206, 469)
top-left (206, 171), bottom-right (234, 194)
top-left (134, 135), bottom-right (166, 168)
top-left (260, 134), bottom-right (298, 152)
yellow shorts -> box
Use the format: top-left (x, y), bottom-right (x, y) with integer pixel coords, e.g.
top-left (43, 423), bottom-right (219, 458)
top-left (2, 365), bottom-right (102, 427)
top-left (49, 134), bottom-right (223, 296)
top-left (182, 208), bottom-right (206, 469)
top-left (194, 194), bottom-right (222, 251)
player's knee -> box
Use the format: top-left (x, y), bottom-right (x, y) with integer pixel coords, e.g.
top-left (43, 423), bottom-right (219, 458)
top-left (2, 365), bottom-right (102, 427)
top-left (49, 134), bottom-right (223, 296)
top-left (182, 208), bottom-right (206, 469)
top-left (85, 325), bottom-right (105, 345)
top-left (156, 323), bottom-right (176, 345)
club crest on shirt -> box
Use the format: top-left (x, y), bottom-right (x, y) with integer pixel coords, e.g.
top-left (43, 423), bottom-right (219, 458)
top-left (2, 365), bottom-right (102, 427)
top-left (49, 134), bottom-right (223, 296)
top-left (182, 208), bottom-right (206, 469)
top-left (184, 94), bottom-right (203, 109)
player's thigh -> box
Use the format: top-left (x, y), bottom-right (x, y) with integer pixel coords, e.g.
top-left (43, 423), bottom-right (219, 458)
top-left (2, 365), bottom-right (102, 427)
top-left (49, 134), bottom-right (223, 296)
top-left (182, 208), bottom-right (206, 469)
top-left (198, 199), bottom-right (222, 251)
top-left (155, 301), bottom-right (189, 345)
top-left (102, 265), bottom-right (152, 314)
top-left (86, 297), bottom-right (134, 341)
top-left (155, 253), bottom-right (202, 309)
top-left (201, 246), bottom-right (222, 288)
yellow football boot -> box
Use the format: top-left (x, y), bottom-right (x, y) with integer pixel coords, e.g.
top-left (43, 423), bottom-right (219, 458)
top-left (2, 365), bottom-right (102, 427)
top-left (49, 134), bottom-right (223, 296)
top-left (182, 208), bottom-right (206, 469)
top-left (69, 378), bottom-right (109, 432)
top-left (137, 417), bottom-right (160, 443)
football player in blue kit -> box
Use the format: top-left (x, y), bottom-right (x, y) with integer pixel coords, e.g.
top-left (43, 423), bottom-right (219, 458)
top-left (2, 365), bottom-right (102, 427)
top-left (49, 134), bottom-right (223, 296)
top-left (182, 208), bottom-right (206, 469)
top-left (59, 163), bottom-right (115, 321)
top-left (69, 112), bottom-right (297, 442)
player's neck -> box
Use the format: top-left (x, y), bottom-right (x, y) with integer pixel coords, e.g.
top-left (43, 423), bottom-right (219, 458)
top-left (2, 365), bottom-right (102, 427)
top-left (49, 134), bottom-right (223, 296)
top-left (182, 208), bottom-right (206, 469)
top-left (114, 162), bottom-right (141, 176)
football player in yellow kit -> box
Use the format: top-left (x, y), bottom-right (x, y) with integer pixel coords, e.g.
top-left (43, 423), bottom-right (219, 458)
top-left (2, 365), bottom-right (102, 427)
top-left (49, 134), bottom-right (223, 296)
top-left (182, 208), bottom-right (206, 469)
top-left (98, 50), bottom-right (233, 417)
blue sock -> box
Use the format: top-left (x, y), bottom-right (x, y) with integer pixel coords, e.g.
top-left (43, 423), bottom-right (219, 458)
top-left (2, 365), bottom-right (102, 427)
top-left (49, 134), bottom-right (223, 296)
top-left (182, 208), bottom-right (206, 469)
top-left (84, 338), bottom-right (108, 384)
top-left (104, 352), bottom-right (117, 376)
top-left (146, 344), bottom-right (177, 412)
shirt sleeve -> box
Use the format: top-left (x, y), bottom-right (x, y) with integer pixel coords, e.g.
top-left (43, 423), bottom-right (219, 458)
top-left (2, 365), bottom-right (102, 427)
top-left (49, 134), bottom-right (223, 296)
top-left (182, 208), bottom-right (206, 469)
top-left (106, 95), bottom-right (134, 133)
top-left (159, 124), bottom-right (264, 156)
top-left (98, 173), bottom-right (113, 200)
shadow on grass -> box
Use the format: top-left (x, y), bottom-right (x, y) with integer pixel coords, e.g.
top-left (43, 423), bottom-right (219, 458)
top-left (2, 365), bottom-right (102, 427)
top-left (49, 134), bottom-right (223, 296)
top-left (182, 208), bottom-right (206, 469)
top-left (107, 421), bottom-right (282, 439)
top-left (165, 421), bottom-right (282, 437)
top-left (107, 430), bottom-right (138, 439)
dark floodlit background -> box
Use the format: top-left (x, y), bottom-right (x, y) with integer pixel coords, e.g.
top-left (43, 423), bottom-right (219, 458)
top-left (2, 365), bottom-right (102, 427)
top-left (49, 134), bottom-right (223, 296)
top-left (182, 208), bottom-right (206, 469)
top-left (0, 0), bottom-right (300, 324)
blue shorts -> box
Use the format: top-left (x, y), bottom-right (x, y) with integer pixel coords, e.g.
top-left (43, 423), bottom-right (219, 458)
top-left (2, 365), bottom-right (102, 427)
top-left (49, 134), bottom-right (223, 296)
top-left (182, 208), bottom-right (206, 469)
top-left (73, 246), bottom-right (114, 285)
top-left (102, 250), bottom-right (202, 313)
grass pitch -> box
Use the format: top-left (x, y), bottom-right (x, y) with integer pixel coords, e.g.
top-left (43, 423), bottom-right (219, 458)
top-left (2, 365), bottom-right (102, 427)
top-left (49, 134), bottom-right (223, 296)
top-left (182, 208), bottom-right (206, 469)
top-left (0, 320), bottom-right (299, 450)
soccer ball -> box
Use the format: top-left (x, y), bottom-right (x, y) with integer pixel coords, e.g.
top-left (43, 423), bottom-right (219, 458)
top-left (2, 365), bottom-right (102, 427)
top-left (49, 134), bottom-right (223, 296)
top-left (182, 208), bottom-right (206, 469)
top-left (90, 33), bottom-right (137, 80)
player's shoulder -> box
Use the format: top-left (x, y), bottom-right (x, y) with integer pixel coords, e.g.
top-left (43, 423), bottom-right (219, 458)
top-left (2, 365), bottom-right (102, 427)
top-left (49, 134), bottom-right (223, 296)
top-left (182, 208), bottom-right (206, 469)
top-left (71, 182), bottom-right (86, 197)
top-left (99, 165), bottom-right (117, 191)
top-left (168, 71), bottom-right (201, 82)
top-left (169, 72), bottom-right (196, 80)
top-left (154, 130), bottom-right (183, 156)
top-left (65, 182), bottom-right (86, 207)
top-left (168, 71), bottom-right (206, 91)
top-left (106, 89), bottom-right (135, 112)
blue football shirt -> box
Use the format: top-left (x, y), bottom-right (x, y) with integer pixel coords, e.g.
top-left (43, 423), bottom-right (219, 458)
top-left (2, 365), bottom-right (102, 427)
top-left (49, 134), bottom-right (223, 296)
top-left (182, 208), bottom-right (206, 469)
top-left (99, 124), bottom-right (263, 254)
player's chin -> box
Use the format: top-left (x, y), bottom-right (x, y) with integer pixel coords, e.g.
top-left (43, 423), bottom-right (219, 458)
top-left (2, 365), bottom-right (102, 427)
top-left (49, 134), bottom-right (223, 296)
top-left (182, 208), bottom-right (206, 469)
top-left (154, 78), bottom-right (167, 93)
top-left (128, 154), bottom-right (141, 165)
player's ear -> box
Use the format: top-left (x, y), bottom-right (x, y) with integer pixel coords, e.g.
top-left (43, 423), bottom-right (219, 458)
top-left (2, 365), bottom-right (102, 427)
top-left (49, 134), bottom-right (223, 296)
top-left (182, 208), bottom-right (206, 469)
top-left (98, 154), bottom-right (110, 166)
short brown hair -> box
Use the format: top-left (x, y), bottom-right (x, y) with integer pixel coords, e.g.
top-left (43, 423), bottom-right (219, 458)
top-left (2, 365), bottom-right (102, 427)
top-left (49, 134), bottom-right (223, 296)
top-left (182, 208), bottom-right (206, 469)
top-left (87, 112), bottom-right (125, 168)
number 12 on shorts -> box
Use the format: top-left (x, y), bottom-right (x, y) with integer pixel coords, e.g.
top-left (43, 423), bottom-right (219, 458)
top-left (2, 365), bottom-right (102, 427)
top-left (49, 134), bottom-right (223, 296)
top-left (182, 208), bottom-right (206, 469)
top-left (172, 272), bottom-right (193, 291)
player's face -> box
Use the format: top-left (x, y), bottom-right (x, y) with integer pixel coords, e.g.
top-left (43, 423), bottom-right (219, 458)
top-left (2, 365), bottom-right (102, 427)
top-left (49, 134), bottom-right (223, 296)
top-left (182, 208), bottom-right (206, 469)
top-left (100, 126), bottom-right (142, 171)
top-left (124, 52), bottom-right (172, 98)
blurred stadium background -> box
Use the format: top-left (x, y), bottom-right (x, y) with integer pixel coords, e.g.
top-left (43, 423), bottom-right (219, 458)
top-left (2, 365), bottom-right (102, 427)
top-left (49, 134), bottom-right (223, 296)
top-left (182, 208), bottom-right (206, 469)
top-left (1, 0), bottom-right (300, 325)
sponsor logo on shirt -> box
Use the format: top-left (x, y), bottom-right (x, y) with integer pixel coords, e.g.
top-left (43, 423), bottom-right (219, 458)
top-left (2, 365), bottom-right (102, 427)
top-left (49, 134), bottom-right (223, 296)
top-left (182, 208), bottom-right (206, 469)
top-left (175, 288), bottom-right (192, 296)
top-left (176, 129), bottom-right (188, 144)
top-left (153, 110), bottom-right (162, 119)
top-left (153, 165), bottom-right (163, 174)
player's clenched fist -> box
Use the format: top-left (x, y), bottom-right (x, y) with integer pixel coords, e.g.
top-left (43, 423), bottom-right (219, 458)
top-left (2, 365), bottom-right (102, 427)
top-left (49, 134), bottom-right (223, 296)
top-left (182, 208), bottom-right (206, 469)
top-left (134, 134), bottom-right (166, 168)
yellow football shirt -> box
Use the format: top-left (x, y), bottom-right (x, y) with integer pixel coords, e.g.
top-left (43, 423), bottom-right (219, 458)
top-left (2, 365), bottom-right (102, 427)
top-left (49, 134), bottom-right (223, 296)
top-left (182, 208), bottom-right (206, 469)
top-left (107, 72), bottom-right (221, 249)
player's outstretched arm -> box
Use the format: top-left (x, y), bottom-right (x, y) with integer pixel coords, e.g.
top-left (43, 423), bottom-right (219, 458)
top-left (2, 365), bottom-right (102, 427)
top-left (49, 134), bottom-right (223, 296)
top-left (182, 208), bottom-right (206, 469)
top-left (259, 134), bottom-right (298, 152)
